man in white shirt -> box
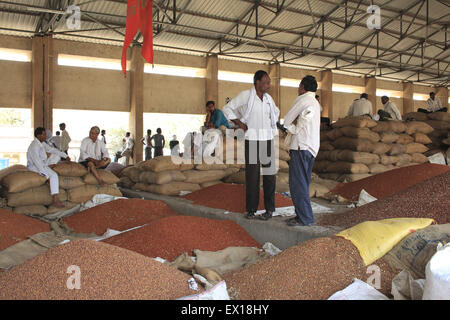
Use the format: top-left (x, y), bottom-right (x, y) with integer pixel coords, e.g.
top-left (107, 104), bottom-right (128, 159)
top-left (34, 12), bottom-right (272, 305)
top-left (101, 130), bottom-right (107, 145)
top-left (49, 131), bottom-right (62, 151)
top-left (141, 129), bottom-right (152, 160)
top-left (27, 127), bottom-right (71, 208)
top-left (283, 76), bottom-right (321, 227)
top-left (419, 92), bottom-right (448, 113)
top-left (223, 70), bottom-right (280, 221)
top-left (59, 123), bottom-right (71, 154)
top-left (378, 96), bottom-right (402, 121)
top-left (79, 126), bottom-right (111, 185)
top-left (347, 93), bottom-right (373, 117)
top-left (119, 132), bottom-right (134, 166)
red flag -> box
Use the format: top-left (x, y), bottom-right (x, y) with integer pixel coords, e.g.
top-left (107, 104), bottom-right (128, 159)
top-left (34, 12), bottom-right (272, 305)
top-left (122, 0), bottom-right (154, 76)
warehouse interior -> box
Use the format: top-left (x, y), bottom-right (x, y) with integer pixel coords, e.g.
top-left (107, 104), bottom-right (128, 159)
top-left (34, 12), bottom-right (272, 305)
top-left (0, 0), bottom-right (449, 301)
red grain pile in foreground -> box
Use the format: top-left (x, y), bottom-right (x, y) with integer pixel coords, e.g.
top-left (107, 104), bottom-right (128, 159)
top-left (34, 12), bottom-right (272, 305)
top-left (0, 209), bottom-right (51, 251)
top-left (64, 199), bottom-right (178, 235)
top-left (182, 183), bottom-right (293, 213)
top-left (0, 240), bottom-right (201, 300)
top-left (331, 164), bottom-right (450, 201)
top-left (103, 215), bottom-right (261, 261)
top-left (224, 237), bottom-right (396, 300)
top-left (319, 171), bottom-right (450, 228)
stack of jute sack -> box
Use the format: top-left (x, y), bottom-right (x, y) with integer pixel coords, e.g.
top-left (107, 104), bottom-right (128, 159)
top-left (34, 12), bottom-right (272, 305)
top-left (404, 111), bottom-right (450, 157)
top-left (315, 116), bottom-right (433, 183)
top-left (0, 162), bottom-right (122, 217)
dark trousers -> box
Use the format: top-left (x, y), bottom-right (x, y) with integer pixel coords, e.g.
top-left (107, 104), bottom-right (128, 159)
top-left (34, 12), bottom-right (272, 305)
top-left (145, 147), bottom-right (152, 161)
top-left (245, 140), bottom-right (276, 213)
top-left (418, 107), bottom-right (448, 113)
top-left (378, 109), bottom-right (392, 121)
top-left (289, 149), bottom-right (315, 225)
top-left (154, 146), bottom-right (164, 157)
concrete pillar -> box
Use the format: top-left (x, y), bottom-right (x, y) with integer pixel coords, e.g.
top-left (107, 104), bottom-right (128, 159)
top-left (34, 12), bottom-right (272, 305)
top-left (403, 82), bottom-right (414, 114)
top-left (365, 76), bottom-right (377, 115)
top-left (205, 54), bottom-right (219, 105)
top-left (320, 70), bottom-right (333, 120)
top-left (31, 36), bottom-right (54, 131)
top-left (129, 46), bottom-right (144, 163)
top-left (268, 63), bottom-right (281, 109)
top-left (435, 87), bottom-right (449, 111)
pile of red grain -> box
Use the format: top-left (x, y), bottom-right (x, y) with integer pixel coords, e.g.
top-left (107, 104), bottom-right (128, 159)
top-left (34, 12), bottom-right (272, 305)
top-left (182, 183), bottom-right (293, 213)
top-left (0, 209), bottom-right (51, 251)
top-left (64, 199), bottom-right (178, 235)
top-left (319, 171), bottom-right (450, 228)
top-left (331, 164), bottom-right (450, 201)
top-left (103, 215), bottom-right (261, 261)
top-left (0, 240), bottom-right (201, 300)
top-left (224, 237), bottom-right (396, 300)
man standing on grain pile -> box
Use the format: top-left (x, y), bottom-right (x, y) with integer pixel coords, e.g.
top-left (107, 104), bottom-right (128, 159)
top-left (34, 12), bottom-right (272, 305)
top-left (283, 76), bottom-right (321, 227)
top-left (28, 127), bottom-right (71, 208)
top-left (223, 70), bottom-right (280, 221)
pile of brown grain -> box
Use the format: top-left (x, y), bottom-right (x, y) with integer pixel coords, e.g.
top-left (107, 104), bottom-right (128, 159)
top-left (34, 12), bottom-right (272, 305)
top-left (0, 240), bottom-right (202, 300)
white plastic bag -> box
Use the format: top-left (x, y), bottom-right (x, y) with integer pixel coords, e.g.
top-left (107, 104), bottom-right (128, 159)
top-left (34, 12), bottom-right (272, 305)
top-left (356, 189), bottom-right (378, 207)
top-left (423, 243), bottom-right (450, 300)
top-left (328, 279), bottom-right (390, 300)
top-left (427, 153), bottom-right (446, 165)
top-left (178, 280), bottom-right (230, 300)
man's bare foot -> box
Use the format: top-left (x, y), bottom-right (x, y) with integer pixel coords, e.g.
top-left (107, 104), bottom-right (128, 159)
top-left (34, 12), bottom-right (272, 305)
top-left (53, 200), bottom-right (65, 208)
top-left (97, 179), bottom-right (106, 186)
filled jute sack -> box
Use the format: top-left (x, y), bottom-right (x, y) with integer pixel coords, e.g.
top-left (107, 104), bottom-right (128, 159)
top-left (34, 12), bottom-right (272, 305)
top-left (388, 144), bottom-right (407, 156)
top-left (2, 171), bottom-right (47, 193)
top-left (223, 171), bottom-right (246, 185)
top-left (332, 116), bottom-right (377, 129)
top-left (184, 170), bottom-right (228, 184)
top-left (8, 186), bottom-right (67, 207)
top-left (326, 128), bottom-right (344, 141)
top-left (277, 172), bottom-right (289, 184)
top-left (413, 132), bottom-right (432, 145)
top-left (339, 127), bottom-right (380, 143)
top-left (67, 185), bottom-right (122, 203)
top-left (47, 202), bottom-right (79, 215)
top-left (429, 129), bottom-right (448, 138)
top-left (405, 121), bottom-right (434, 135)
top-left (327, 162), bottom-right (370, 174)
top-left (278, 160), bottom-right (289, 172)
top-left (395, 154), bottom-right (413, 166)
top-left (368, 164), bottom-right (395, 174)
top-left (321, 150), bottom-right (380, 165)
top-left (59, 176), bottom-right (85, 190)
top-left (319, 173), bottom-right (372, 183)
top-left (411, 153), bottom-right (429, 164)
top-left (279, 149), bottom-right (290, 162)
top-left (309, 182), bottom-right (331, 198)
top-left (372, 121), bottom-right (407, 133)
top-left (313, 160), bottom-right (332, 173)
top-left (372, 142), bottom-right (392, 155)
top-left (332, 137), bottom-right (375, 153)
top-left (224, 167), bottom-right (241, 176)
top-left (13, 205), bottom-right (48, 216)
top-left (380, 155), bottom-right (400, 165)
top-left (139, 170), bottom-right (186, 185)
top-left (380, 132), bottom-right (400, 144)
top-left (195, 163), bottom-right (228, 171)
top-left (425, 120), bottom-right (450, 131)
top-left (403, 112), bottom-right (429, 122)
top-left (319, 141), bottom-right (335, 151)
top-left (427, 112), bottom-right (450, 122)
top-left (0, 165), bottom-right (28, 183)
top-left (83, 170), bottom-right (120, 185)
top-left (276, 182), bottom-right (290, 193)
top-left (119, 166), bottom-right (142, 183)
top-left (134, 182), bottom-right (201, 196)
top-left (396, 134), bottom-right (415, 145)
top-left (200, 181), bottom-right (223, 188)
top-left (138, 156), bottom-right (180, 173)
top-left (405, 143), bottom-right (429, 154)
top-left (52, 162), bottom-right (88, 177)
top-left (117, 176), bottom-right (135, 189)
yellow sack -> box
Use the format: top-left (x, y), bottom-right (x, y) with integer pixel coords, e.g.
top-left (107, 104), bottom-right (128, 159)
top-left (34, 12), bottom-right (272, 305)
top-left (337, 218), bottom-right (435, 266)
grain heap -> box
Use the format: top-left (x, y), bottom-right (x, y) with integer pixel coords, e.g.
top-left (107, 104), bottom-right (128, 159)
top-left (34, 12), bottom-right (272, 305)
top-left (103, 215), bottom-right (261, 261)
top-left (404, 111), bottom-right (450, 158)
top-left (0, 208), bottom-right (51, 251)
top-left (0, 162), bottom-right (122, 217)
top-left (64, 199), bottom-right (178, 235)
top-left (0, 240), bottom-right (202, 300)
top-left (315, 116), bottom-right (433, 183)
top-left (224, 237), bottom-right (396, 300)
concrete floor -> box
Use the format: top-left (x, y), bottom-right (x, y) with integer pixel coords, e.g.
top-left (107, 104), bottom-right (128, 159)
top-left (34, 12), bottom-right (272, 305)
top-left (120, 188), bottom-right (353, 250)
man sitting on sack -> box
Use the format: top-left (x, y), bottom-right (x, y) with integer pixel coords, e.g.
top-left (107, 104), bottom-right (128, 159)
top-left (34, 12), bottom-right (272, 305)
top-left (203, 100), bottom-right (230, 135)
top-left (377, 96), bottom-right (402, 121)
top-left (27, 127), bottom-right (71, 208)
top-left (79, 126), bottom-right (111, 185)
top-left (347, 93), bottom-right (373, 118)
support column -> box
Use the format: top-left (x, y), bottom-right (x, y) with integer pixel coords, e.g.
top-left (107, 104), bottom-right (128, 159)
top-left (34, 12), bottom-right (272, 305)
top-left (205, 54), bottom-right (219, 105)
top-left (435, 86), bottom-right (449, 111)
top-left (403, 82), bottom-right (414, 114)
top-left (268, 63), bottom-right (281, 108)
top-left (320, 70), bottom-right (333, 120)
top-left (31, 36), bottom-right (54, 131)
top-left (365, 76), bottom-right (377, 115)
top-left (129, 46), bottom-right (144, 163)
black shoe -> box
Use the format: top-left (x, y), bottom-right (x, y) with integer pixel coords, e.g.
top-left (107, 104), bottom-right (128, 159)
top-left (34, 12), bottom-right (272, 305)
top-left (246, 211), bottom-right (258, 219)
top-left (287, 217), bottom-right (313, 227)
top-left (258, 211), bottom-right (273, 221)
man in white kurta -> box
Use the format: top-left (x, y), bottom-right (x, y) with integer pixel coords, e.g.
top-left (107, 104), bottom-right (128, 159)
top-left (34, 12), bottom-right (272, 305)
top-left (27, 127), bottom-right (70, 208)
top-left (79, 126), bottom-right (111, 185)
top-left (347, 93), bottom-right (373, 117)
top-left (222, 70), bottom-right (280, 221)
top-left (379, 96), bottom-right (402, 121)
top-left (59, 123), bottom-right (71, 154)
